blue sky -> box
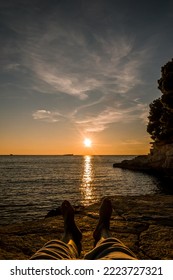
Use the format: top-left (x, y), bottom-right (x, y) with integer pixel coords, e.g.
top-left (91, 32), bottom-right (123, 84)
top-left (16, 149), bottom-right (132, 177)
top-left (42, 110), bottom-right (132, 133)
top-left (1, 0), bottom-right (173, 154)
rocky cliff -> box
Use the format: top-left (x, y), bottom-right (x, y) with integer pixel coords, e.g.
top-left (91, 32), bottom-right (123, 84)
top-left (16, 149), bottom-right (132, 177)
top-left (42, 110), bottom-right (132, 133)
top-left (149, 142), bottom-right (173, 170)
top-left (113, 143), bottom-right (173, 178)
top-left (113, 59), bottom-right (173, 180)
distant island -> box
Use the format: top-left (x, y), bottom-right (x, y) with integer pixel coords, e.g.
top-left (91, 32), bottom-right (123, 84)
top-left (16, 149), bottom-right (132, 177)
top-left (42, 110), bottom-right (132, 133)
top-left (63, 154), bottom-right (74, 156)
top-left (113, 58), bottom-right (173, 184)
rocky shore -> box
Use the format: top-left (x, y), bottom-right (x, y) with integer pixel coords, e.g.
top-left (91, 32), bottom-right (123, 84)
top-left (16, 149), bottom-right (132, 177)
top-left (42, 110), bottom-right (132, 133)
top-left (113, 143), bottom-right (173, 183)
top-left (113, 155), bottom-right (150, 171)
top-left (0, 194), bottom-right (172, 260)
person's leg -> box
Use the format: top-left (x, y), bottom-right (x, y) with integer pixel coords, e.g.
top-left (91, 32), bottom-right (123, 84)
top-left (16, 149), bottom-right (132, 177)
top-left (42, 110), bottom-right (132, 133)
top-left (93, 197), bottom-right (112, 246)
top-left (61, 200), bottom-right (82, 256)
top-left (84, 198), bottom-right (137, 260)
top-left (30, 200), bottom-right (82, 260)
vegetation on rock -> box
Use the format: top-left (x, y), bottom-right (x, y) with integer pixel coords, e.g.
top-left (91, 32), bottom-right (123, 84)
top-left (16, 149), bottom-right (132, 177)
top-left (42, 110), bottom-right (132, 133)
top-left (147, 59), bottom-right (173, 143)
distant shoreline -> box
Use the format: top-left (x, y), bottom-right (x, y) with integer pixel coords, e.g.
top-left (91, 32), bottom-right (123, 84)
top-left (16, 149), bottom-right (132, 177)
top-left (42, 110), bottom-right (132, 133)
top-left (0, 154), bottom-right (140, 156)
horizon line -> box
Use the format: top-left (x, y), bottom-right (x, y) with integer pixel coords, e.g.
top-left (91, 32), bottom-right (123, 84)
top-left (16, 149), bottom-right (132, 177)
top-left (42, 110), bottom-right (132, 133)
top-left (0, 154), bottom-right (147, 156)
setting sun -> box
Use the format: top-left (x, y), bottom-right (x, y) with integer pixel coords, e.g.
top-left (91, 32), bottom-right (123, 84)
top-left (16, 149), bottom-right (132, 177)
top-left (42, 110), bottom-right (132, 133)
top-left (84, 138), bottom-right (92, 147)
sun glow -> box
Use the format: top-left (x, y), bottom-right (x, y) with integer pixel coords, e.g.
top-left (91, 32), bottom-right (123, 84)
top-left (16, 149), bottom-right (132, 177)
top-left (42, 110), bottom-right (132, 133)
top-left (84, 138), bottom-right (92, 147)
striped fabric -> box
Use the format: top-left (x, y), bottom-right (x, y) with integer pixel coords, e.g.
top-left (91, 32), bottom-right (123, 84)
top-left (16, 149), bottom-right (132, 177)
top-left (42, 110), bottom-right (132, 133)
top-left (84, 237), bottom-right (137, 260)
top-left (30, 239), bottom-right (78, 260)
top-left (30, 237), bottom-right (137, 260)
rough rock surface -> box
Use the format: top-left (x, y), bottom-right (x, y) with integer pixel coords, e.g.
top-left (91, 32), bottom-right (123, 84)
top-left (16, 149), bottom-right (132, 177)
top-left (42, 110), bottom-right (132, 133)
top-left (149, 142), bottom-right (173, 171)
top-left (113, 143), bottom-right (173, 180)
top-left (113, 155), bottom-right (150, 171)
top-left (0, 195), bottom-right (172, 260)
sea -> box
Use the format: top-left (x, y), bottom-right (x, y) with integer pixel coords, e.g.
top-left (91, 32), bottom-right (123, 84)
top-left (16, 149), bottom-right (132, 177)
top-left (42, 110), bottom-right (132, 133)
top-left (0, 155), bottom-right (164, 225)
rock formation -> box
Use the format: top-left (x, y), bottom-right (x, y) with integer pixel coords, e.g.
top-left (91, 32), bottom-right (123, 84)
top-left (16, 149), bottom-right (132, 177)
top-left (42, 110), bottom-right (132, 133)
top-left (113, 59), bottom-right (173, 180)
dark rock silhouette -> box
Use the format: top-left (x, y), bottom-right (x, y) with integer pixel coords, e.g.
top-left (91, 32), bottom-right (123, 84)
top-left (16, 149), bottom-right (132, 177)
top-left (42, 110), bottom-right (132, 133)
top-left (45, 207), bottom-right (62, 218)
top-left (45, 205), bottom-right (85, 218)
top-left (114, 59), bottom-right (173, 181)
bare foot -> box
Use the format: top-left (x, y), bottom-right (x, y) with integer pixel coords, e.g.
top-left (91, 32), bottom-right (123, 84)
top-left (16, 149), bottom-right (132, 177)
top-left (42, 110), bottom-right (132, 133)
top-left (93, 198), bottom-right (112, 246)
top-left (61, 200), bottom-right (82, 254)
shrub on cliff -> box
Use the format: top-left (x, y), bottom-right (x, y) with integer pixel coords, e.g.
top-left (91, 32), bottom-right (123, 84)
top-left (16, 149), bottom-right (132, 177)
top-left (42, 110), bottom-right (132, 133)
top-left (147, 59), bottom-right (173, 143)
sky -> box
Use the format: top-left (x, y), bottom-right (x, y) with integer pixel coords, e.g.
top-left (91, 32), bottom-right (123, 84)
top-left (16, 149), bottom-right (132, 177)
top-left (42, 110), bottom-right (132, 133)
top-left (1, 0), bottom-right (173, 155)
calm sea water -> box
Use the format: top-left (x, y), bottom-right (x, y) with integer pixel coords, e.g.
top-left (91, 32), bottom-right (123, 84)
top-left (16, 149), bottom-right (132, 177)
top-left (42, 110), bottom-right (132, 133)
top-left (0, 155), bottom-right (161, 225)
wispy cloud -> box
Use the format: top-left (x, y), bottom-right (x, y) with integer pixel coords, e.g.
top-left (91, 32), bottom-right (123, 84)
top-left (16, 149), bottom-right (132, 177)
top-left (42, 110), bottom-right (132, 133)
top-left (121, 140), bottom-right (144, 145)
top-left (33, 102), bottom-right (149, 133)
top-left (2, 1), bottom-right (151, 137)
top-left (21, 23), bottom-right (146, 101)
top-left (74, 103), bottom-right (149, 133)
top-left (32, 110), bottom-right (63, 123)
top-left (4, 63), bottom-right (21, 71)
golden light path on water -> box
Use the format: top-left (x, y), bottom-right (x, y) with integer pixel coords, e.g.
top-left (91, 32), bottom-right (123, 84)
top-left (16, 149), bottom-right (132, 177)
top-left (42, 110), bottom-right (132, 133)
top-left (80, 155), bottom-right (95, 205)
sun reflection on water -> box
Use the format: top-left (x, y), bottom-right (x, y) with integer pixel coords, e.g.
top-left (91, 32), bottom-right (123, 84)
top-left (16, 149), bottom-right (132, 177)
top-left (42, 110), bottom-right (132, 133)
top-left (80, 155), bottom-right (95, 205)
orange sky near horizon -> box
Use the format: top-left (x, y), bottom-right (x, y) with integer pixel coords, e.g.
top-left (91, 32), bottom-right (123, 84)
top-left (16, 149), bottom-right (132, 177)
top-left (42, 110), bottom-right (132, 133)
top-left (1, 125), bottom-right (151, 155)
top-left (1, 109), bottom-right (151, 155)
top-left (0, 143), bottom-right (150, 156)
